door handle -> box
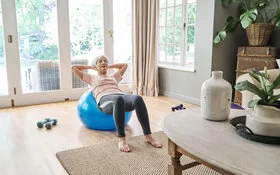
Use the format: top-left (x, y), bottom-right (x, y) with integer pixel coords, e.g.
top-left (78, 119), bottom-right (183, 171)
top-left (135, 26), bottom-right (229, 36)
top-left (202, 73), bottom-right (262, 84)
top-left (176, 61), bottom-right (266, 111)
top-left (109, 30), bottom-right (113, 37)
top-left (8, 35), bottom-right (12, 43)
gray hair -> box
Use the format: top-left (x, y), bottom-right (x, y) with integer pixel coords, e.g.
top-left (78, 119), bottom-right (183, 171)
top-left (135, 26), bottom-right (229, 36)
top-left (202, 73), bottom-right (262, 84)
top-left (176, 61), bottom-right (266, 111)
top-left (92, 55), bottom-right (110, 66)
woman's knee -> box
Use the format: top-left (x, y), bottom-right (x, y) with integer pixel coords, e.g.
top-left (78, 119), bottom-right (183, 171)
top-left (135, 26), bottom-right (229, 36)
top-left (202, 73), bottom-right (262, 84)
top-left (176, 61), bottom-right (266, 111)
top-left (115, 96), bottom-right (125, 106)
top-left (134, 95), bottom-right (144, 104)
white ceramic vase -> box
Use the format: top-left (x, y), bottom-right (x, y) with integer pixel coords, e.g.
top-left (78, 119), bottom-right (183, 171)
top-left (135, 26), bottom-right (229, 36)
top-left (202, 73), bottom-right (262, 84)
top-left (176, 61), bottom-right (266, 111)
top-left (201, 71), bottom-right (232, 121)
top-left (246, 105), bottom-right (280, 137)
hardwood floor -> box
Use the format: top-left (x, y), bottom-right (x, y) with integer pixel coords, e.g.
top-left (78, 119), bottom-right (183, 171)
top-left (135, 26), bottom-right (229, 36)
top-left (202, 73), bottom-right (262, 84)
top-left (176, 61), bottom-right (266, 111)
top-left (0, 96), bottom-right (197, 175)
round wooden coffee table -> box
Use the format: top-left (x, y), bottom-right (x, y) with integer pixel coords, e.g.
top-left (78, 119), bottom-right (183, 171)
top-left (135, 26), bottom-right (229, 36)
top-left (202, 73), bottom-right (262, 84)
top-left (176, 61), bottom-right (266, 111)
top-left (161, 108), bottom-right (280, 175)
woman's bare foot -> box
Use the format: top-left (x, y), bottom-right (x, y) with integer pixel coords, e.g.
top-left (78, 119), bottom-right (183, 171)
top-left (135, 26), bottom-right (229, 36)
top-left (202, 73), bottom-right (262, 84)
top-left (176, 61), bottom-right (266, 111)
top-left (144, 134), bottom-right (163, 148)
top-left (118, 137), bottom-right (131, 152)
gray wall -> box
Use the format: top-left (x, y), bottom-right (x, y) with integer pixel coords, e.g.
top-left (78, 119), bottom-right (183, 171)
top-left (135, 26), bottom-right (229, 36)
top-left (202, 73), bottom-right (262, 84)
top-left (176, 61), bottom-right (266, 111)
top-left (211, 1), bottom-right (247, 88)
top-left (158, 0), bottom-right (252, 105)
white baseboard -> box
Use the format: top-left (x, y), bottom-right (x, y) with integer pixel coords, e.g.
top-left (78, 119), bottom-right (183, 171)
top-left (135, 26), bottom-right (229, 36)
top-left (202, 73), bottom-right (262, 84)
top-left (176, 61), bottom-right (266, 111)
top-left (159, 90), bottom-right (201, 106)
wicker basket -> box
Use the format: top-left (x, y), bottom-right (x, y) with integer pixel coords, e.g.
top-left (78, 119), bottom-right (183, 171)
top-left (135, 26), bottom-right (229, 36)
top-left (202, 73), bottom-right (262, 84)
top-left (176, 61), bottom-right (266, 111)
top-left (246, 23), bottom-right (274, 46)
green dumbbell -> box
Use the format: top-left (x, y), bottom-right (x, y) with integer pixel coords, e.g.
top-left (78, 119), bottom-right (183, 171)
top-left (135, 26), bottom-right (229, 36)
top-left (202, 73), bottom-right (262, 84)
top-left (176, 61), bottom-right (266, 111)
top-left (45, 119), bottom-right (58, 129)
top-left (37, 118), bottom-right (51, 128)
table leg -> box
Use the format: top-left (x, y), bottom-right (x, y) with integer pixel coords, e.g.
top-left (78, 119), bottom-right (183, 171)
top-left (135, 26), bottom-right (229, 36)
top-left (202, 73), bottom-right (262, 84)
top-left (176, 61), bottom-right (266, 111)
top-left (168, 138), bottom-right (183, 175)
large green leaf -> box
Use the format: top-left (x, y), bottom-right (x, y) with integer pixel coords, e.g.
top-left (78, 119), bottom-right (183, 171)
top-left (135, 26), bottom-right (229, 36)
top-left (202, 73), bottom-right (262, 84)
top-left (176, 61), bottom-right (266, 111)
top-left (272, 73), bottom-right (280, 88)
top-left (213, 31), bottom-right (227, 44)
top-left (240, 9), bottom-right (258, 28)
top-left (256, 0), bottom-right (270, 9)
top-left (249, 70), bottom-right (273, 95)
top-left (248, 70), bottom-right (265, 83)
top-left (268, 94), bottom-right (280, 104)
top-left (248, 99), bottom-right (260, 108)
top-left (274, 9), bottom-right (280, 27)
top-left (276, 20), bottom-right (280, 27)
top-left (235, 80), bottom-right (267, 100)
top-left (238, 3), bottom-right (247, 15)
top-left (227, 16), bottom-right (234, 22)
top-left (224, 17), bottom-right (239, 32)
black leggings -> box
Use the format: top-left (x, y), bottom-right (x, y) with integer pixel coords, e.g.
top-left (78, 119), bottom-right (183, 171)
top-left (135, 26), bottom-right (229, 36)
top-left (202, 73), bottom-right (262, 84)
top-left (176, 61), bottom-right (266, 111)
top-left (99, 94), bottom-right (152, 137)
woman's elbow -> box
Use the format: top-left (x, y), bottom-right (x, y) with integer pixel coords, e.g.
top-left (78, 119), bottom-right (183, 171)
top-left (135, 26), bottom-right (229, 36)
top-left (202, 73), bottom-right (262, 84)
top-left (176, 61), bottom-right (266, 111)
top-left (124, 64), bottom-right (128, 69)
top-left (71, 65), bottom-right (76, 72)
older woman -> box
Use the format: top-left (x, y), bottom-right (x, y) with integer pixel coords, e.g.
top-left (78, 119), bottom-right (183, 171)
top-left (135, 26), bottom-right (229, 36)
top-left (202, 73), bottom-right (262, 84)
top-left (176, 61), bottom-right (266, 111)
top-left (72, 55), bottom-right (162, 152)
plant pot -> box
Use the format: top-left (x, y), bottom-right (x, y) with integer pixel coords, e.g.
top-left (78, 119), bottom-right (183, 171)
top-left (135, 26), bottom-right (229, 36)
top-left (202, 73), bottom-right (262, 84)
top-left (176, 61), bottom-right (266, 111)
top-left (276, 59), bottom-right (280, 68)
top-left (246, 23), bottom-right (274, 46)
top-left (246, 105), bottom-right (280, 137)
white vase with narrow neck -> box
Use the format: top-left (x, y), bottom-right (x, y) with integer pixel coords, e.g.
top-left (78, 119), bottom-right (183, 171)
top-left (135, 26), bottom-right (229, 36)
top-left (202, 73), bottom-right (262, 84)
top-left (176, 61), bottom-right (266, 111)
top-left (201, 71), bottom-right (232, 121)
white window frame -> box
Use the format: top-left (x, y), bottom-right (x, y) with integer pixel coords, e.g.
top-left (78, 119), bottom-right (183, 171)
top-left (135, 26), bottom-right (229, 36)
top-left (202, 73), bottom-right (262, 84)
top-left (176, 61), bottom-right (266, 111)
top-left (158, 0), bottom-right (196, 72)
top-left (0, 0), bottom-right (132, 108)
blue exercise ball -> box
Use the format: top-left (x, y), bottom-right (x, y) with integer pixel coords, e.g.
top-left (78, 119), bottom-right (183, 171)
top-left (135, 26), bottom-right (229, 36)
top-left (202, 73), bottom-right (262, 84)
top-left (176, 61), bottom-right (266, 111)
top-left (77, 90), bottom-right (132, 130)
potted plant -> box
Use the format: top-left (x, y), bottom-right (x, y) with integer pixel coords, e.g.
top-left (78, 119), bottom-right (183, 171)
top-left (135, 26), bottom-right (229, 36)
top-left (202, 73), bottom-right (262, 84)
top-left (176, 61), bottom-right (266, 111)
top-left (214, 0), bottom-right (280, 46)
top-left (235, 68), bottom-right (280, 137)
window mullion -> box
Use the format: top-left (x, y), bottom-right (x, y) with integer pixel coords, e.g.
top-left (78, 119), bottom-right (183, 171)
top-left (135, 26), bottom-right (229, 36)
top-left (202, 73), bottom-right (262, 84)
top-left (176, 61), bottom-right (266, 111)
top-left (103, 0), bottom-right (113, 62)
top-left (183, 0), bottom-right (188, 65)
top-left (165, 1), bottom-right (167, 64)
top-left (172, 1), bottom-right (176, 64)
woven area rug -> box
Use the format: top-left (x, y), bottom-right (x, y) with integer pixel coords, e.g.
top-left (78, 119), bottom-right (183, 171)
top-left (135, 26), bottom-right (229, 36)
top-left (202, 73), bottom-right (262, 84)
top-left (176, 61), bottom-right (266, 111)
top-left (56, 131), bottom-right (221, 175)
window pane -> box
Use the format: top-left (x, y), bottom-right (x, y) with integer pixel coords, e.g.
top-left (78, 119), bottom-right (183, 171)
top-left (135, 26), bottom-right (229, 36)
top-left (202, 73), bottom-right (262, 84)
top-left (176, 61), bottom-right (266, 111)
top-left (160, 0), bottom-right (166, 8)
top-left (174, 45), bottom-right (181, 63)
top-left (167, 0), bottom-right (174, 7)
top-left (174, 27), bottom-right (182, 45)
top-left (69, 0), bottom-right (104, 88)
top-left (185, 44), bottom-right (195, 65)
top-left (159, 45), bottom-right (166, 62)
top-left (175, 6), bottom-right (182, 26)
top-left (113, 0), bottom-right (132, 83)
top-left (166, 45), bottom-right (174, 63)
top-left (176, 0), bottom-right (182, 5)
top-left (159, 27), bottom-right (166, 44)
top-left (166, 27), bottom-right (174, 44)
top-left (0, 5), bottom-right (7, 95)
top-left (16, 0), bottom-right (60, 93)
top-left (187, 25), bottom-right (195, 44)
top-left (167, 7), bottom-right (174, 26)
top-left (187, 3), bottom-right (196, 24)
top-left (159, 9), bottom-right (166, 26)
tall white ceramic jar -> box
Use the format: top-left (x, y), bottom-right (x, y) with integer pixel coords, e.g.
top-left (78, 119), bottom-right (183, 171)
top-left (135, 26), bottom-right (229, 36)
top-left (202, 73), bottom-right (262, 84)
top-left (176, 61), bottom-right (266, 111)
top-left (201, 71), bottom-right (232, 121)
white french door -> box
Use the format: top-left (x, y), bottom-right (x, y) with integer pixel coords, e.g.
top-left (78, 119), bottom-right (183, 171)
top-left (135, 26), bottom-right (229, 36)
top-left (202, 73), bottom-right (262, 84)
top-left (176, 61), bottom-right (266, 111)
top-left (0, 0), bottom-right (132, 108)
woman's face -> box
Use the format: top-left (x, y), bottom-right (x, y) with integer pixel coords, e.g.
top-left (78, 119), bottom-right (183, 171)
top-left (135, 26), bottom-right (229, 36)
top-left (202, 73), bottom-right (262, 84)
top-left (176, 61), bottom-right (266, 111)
top-left (96, 57), bottom-right (109, 74)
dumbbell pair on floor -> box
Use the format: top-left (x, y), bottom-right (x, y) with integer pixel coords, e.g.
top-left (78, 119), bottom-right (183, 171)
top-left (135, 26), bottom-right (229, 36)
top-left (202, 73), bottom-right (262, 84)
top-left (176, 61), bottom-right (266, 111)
top-left (171, 104), bottom-right (186, 111)
top-left (37, 118), bottom-right (58, 129)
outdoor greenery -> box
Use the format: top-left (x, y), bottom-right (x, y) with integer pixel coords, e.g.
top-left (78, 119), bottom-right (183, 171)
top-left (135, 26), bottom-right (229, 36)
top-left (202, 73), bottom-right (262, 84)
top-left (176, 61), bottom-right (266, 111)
top-left (160, 2), bottom-right (196, 56)
top-left (214, 0), bottom-right (280, 44)
top-left (235, 68), bottom-right (280, 108)
top-left (16, 0), bottom-right (58, 60)
top-left (0, 0), bottom-right (196, 61)
top-left (187, 3), bottom-right (196, 45)
top-left (69, 3), bottom-right (103, 57)
top-left (0, 0), bottom-right (103, 61)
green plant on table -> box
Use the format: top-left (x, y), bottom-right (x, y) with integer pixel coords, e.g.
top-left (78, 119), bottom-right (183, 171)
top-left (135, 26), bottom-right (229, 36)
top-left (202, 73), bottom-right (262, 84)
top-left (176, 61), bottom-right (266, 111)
top-left (235, 67), bottom-right (280, 108)
top-left (214, 0), bottom-right (280, 44)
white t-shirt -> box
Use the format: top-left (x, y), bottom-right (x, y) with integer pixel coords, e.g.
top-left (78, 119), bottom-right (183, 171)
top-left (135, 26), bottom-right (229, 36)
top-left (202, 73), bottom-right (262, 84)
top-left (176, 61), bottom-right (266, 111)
top-left (82, 70), bottom-right (124, 104)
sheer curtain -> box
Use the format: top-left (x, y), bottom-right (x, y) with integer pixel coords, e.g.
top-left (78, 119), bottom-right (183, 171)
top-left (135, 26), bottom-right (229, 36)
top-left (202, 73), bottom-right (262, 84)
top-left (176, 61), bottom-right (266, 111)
top-left (132, 0), bottom-right (159, 96)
